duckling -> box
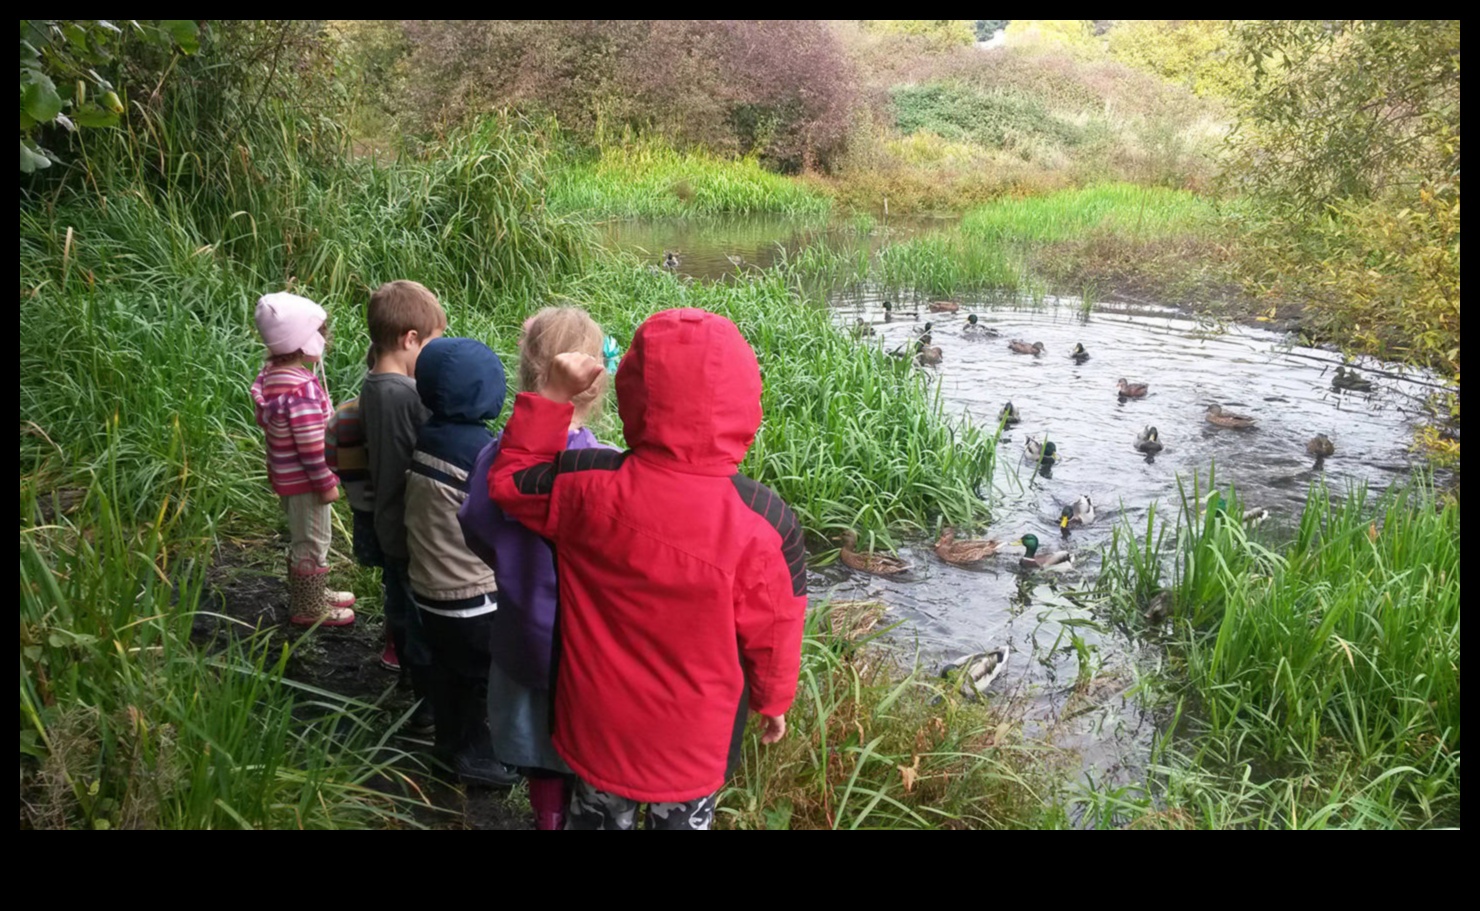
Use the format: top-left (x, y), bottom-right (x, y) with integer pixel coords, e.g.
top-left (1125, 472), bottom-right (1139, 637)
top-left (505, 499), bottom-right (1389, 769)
top-left (1008, 340), bottom-right (1045, 356)
top-left (1134, 425), bottom-right (1164, 455)
top-left (1071, 342), bottom-right (1090, 364)
top-left (1012, 533), bottom-right (1073, 570)
top-left (998, 401), bottom-right (1021, 427)
top-left (1331, 365), bottom-right (1375, 393)
top-left (962, 314), bottom-right (1000, 336)
top-left (1143, 590), bottom-right (1174, 625)
top-left (914, 339), bottom-right (943, 367)
top-left (935, 528), bottom-right (1001, 566)
top-left (838, 530), bottom-right (910, 576)
top-left (1205, 404), bottom-right (1257, 429)
top-left (1059, 495), bottom-right (1095, 536)
top-left (1306, 433), bottom-right (1335, 469)
top-left (882, 300), bottom-right (918, 322)
top-left (1117, 378), bottom-right (1149, 399)
top-left (1025, 435), bottom-right (1058, 465)
top-left (851, 318), bottom-right (875, 338)
top-left (662, 251), bottom-right (680, 270)
top-left (940, 646), bottom-right (1010, 700)
top-left (927, 300), bottom-right (961, 313)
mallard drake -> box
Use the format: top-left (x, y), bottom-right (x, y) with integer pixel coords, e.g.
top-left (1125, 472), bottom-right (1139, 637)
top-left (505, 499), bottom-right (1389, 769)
top-left (851, 318), bottom-right (875, 338)
top-left (1206, 492), bottom-right (1269, 526)
top-left (883, 300), bottom-right (918, 322)
top-left (1205, 404), bottom-right (1257, 429)
top-left (1025, 435), bottom-right (1058, 464)
top-left (914, 321), bottom-right (934, 345)
top-left (1012, 533), bottom-right (1073, 570)
top-left (914, 339), bottom-right (943, 367)
top-left (963, 314), bottom-right (1000, 336)
top-left (998, 401), bottom-right (1021, 427)
top-left (1059, 495), bottom-right (1095, 535)
top-left (662, 251), bottom-right (680, 270)
top-left (927, 300), bottom-right (960, 313)
top-left (1117, 378), bottom-right (1149, 399)
top-left (1144, 591), bottom-right (1174, 625)
top-left (839, 530), bottom-right (910, 576)
top-left (725, 254), bottom-right (744, 267)
top-left (940, 646), bottom-right (1010, 700)
top-left (1331, 365), bottom-right (1375, 393)
top-left (1008, 340), bottom-right (1045, 356)
top-left (935, 528), bottom-right (1001, 566)
top-left (1071, 342), bottom-right (1090, 364)
top-left (1134, 425), bottom-right (1164, 455)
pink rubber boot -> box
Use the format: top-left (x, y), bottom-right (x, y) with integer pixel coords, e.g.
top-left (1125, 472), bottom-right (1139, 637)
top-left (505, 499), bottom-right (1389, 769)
top-left (529, 777), bottom-right (568, 831)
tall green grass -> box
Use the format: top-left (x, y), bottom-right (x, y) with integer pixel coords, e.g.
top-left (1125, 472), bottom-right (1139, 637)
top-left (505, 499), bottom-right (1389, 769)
top-left (961, 183), bottom-right (1215, 246)
top-left (1094, 472), bottom-right (1460, 828)
top-left (547, 141), bottom-right (833, 218)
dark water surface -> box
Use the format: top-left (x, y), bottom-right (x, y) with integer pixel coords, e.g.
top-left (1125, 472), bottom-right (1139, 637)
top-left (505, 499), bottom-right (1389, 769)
top-left (604, 220), bottom-right (1440, 790)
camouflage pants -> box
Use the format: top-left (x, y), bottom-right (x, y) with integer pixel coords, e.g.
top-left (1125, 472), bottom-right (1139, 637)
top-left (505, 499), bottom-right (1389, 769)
top-left (565, 778), bottom-right (717, 831)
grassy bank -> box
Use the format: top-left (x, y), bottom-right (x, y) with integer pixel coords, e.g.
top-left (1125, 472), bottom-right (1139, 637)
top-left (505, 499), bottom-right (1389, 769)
top-left (547, 142), bottom-right (833, 218)
top-left (1091, 476), bottom-right (1460, 828)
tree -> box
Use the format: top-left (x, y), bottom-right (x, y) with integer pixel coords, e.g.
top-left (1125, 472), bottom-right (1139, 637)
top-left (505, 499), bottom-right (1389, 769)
top-left (974, 20), bottom-right (1008, 42)
top-left (1108, 20), bottom-right (1246, 98)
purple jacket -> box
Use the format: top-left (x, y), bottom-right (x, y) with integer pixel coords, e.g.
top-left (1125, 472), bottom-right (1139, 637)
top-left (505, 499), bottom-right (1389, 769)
top-left (458, 427), bottom-right (612, 689)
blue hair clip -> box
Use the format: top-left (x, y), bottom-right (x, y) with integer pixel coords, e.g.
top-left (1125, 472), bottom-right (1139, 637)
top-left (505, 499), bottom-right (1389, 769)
top-left (602, 335), bottom-right (622, 374)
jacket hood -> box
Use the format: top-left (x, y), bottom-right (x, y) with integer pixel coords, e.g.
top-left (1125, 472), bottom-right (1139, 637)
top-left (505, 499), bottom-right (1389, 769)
top-left (616, 308), bottom-right (762, 475)
top-left (416, 337), bottom-right (507, 424)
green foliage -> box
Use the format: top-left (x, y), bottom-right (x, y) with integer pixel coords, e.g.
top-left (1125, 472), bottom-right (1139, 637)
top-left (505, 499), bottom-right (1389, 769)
top-left (1002, 20), bottom-right (1100, 57)
top-left (891, 81), bottom-right (1083, 151)
top-left (974, 20), bottom-right (1008, 41)
top-left (862, 20), bottom-right (976, 48)
top-left (19, 20), bottom-right (198, 172)
top-left (1108, 20), bottom-right (1248, 99)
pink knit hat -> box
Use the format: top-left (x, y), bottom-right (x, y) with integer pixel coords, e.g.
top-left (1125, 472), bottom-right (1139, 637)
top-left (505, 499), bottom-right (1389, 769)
top-left (255, 292), bottom-right (327, 358)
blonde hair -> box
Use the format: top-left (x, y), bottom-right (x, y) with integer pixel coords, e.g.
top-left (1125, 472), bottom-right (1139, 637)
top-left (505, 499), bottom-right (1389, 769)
top-left (519, 306), bottom-right (606, 419)
top-left (368, 280), bottom-right (447, 356)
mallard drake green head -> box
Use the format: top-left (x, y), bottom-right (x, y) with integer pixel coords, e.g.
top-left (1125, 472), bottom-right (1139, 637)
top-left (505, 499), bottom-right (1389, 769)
top-left (1025, 436), bottom-right (1057, 464)
top-left (1012, 533), bottom-right (1073, 570)
top-left (1009, 340), bottom-right (1046, 356)
top-left (1206, 492), bottom-right (1270, 526)
top-left (1135, 425), bottom-right (1164, 454)
top-left (998, 401), bottom-right (1021, 426)
top-left (1071, 342), bottom-right (1089, 364)
top-left (1059, 495), bottom-right (1095, 535)
top-left (963, 314), bottom-right (1001, 336)
top-left (1206, 404), bottom-right (1257, 429)
top-left (940, 645), bottom-right (1010, 700)
top-left (883, 300), bottom-right (918, 321)
top-left (1117, 378), bottom-right (1149, 398)
top-left (915, 321), bottom-right (934, 345)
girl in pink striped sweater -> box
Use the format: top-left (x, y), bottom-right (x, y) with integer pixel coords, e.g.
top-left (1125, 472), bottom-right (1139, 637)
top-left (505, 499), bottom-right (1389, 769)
top-left (251, 292), bottom-right (357, 626)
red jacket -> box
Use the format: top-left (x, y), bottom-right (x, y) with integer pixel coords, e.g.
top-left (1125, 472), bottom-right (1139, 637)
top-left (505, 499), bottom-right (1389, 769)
top-left (490, 308), bottom-right (807, 802)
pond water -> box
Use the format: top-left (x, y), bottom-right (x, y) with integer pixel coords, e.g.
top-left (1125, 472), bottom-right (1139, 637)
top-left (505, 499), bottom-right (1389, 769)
top-left (603, 219), bottom-right (1442, 792)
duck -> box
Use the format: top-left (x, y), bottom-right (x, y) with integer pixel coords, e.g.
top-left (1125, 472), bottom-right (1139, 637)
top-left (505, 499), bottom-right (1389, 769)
top-left (1144, 591), bottom-right (1174, 625)
top-left (1025, 435), bottom-right (1058, 465)
top-left (725, 253), bottom-right (744, 267)
top-left (1134, 425), bottom-right (1164, 455)
top-left (1071, 343), bottom-right (1090, 364)
top-left (883, 300), bottom-right (918, 322)
top-left (838, 530), bottom-right (910, 576)
top-left (851, 318), bottom-right (875, 338)
top-left (914, 339), bottom-right (943, 367)
top-left (928, 300), bottom-right (961, 313)
top-left (1117, 378), bottom-right (1149, 399)
top-left (963, 314), bottom-right (1000, 336)
top-left (1205, 404), bottom-right (1257, 429)
top-left (1307, 433), bottom-right (1335, 468)
top-left (1059, 495), bottom-right (1095, 535)
top-left (1205, 492), bottom-right (1269, 526)
top-left (935, 528), bottom-right (1001, 566)
top-left (662, 251), bottom-right (680, 270)
top-left (1331, 365), bottom-right (1375, 393)
top-left (939, 646), bottom-right (1010, 700)
top-left (998, 401), bottom-right (1021, 427)
top-left (1012, 533), bottom-right (1073, 570)
top-left (914, 321), bottom-right (934, 345)
top-left (1008, 340), bottom-right (1045, 356)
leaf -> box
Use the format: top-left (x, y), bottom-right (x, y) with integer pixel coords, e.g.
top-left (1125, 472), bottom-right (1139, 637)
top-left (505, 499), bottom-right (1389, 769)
top-left (101, 91), bottom-right (124, 114)
top-left (20, 139), bottom-right (52, 173)
top-left (73, 105), bottom-right (120, 128)
top-left (21, 72), bottom-right (64, 123)
top-left (162, 20), bottom-right (200, 54)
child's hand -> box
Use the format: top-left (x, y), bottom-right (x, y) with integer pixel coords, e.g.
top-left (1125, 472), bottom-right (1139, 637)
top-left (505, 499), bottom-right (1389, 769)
top-left (540, 352), bottom-right (605, 404)
top-left (319, 485), bottom-right (341, 505)
top-left (757, 713), bottom-right (787, 744)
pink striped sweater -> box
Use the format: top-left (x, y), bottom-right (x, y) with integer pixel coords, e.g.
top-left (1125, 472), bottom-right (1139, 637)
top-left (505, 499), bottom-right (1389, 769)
top-left (250, 364), bottom-right (338, 496)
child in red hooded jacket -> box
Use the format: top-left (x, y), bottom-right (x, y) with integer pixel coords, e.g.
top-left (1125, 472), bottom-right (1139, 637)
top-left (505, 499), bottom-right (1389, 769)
top-left (489, 307), bottom-right (806, 830)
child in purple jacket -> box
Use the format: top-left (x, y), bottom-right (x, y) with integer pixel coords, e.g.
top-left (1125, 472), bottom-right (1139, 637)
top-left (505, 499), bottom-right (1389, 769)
top-left (458, 307), bottom-right (613, 830)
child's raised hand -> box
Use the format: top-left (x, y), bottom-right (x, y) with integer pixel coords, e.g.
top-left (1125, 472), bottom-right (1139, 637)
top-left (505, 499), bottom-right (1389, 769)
top-left (540, 352), bottom-right (605, 404)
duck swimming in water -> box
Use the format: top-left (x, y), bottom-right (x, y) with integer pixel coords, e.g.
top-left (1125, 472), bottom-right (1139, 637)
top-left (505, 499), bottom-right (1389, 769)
top-left (1013, 533), bottom-right (1073, 570)
top-left (935, 528), bottom-right (1001, 566)
top-left (662, 251), bottom-right (680, 270)
top-left (1009, 340), bottom-right (1046, 356)
top-left (1134, 425), bottom-right (1164, 456)
top-left (883, 300), bottom-right (918, 322)
top-left (1331, 365), bottom-right (1375, 393)
top-left (939, 646), bottom-right (1010, 700)
top-left (1059, 495), bottom-right (1095, 536)
top-left (914, 339), bottom-right (943, 367)
top-left (1117, 378), bottom-right (1149, 399)
top-left (1205, 404), bottom-right (1257, 429)
top-left (1071, 343), bottom-right (1090, 364)
top-left (963, 314), bottom-right (1000, 336)
top-left (998, 401), bottom-right (1021, 427)
top-left (927, 300), bottom-right (961, 313)
top-left (851, 318), bottom-right (874, 338)
top-left (914, 321), bottom-right (934, 345)
top-left (1025, 435), bottom-right (1058, 465)
top-left (1306, 433), bottom-right (1335, 469)
top-left (838, 530), bottom-right (910, 576)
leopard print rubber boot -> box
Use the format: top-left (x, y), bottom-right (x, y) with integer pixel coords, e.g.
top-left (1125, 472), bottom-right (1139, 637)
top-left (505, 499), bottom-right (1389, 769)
top-left (288, 567), bottom-right (355, 628)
